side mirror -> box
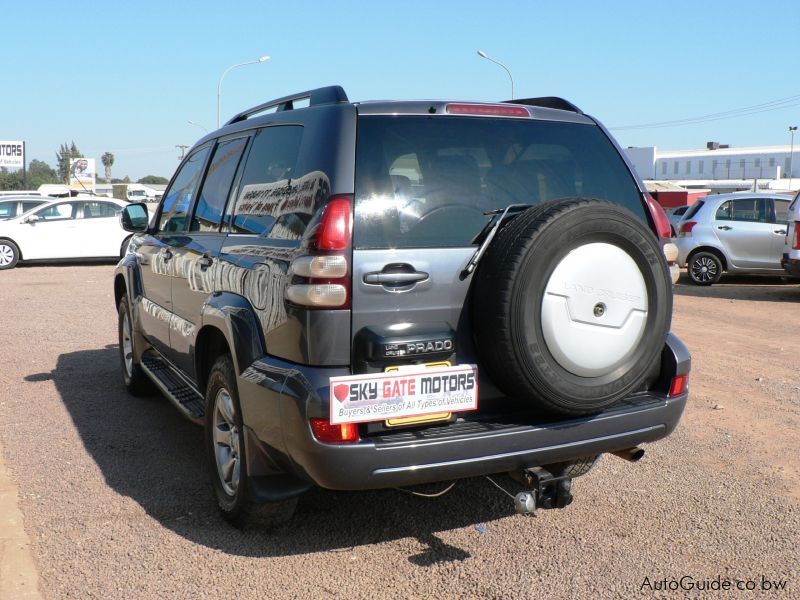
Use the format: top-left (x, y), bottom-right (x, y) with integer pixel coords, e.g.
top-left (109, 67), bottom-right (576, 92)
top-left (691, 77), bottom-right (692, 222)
top-left (120, 203), bottom-right (150, 232)
top-left (24, 214), bottom-right (39, 224)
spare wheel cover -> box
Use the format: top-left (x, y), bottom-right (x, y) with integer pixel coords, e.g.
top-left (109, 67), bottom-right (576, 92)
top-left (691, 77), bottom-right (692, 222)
top-left (541, 242), bottom-right (648, 377)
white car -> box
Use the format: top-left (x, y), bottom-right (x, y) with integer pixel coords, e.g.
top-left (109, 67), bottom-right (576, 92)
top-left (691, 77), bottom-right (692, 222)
top-left (0, 197), bottom-right (131, 269)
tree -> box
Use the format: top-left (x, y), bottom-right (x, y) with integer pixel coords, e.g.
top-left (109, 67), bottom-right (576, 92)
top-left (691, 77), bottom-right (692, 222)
top-left (137, 175), bottom-right (168, 184)
top-left (122, 175), bottom-right (131, 183)
top-left (26, 159), bottom-right (60, 189)
top-left (0, 168), bottom-right (24, 191)
top-left (101, 152), bottom-right (114, 183)
top-left (56, 141), bottom-right (83, 183)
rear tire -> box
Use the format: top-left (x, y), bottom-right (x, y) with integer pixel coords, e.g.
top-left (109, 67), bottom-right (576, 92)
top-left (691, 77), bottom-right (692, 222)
top-left (687, 251), bottom-right (722, 286)
top-left (205, 354), bottom-right (297, 529)
top-left (118, 295), bottom-right (156, 396)
top-left (473, 198), bottom-right (672, 416)
top-left (0, 239), bottom-right (20, 270)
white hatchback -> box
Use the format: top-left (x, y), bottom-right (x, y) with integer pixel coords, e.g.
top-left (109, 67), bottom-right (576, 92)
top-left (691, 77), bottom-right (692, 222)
top-left (0, 197), bottom-right (131, 269)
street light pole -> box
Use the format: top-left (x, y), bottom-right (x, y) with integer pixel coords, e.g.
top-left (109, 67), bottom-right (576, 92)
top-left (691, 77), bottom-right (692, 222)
top-left (789, 126), bottom-right (797, 190)
top-left (477, 50), bottom-right (514, 100)
top-left (188, 120), bottom-right (208, 134)
top-left (217, 55), bottom-right (270, 128)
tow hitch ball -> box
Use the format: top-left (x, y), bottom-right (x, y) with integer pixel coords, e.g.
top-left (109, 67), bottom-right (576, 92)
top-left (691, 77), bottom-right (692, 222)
top-left (513, 467), bottom-right (573, 516)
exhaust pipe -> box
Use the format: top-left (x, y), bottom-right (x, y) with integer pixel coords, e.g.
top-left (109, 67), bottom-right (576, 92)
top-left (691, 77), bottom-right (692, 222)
top-left (611, 447), bottom-right (645, 462)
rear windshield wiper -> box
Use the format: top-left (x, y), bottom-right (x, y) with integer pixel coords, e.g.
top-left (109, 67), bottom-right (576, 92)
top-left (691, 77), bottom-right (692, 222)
top-left (461, 204), bottom-right (532, 280)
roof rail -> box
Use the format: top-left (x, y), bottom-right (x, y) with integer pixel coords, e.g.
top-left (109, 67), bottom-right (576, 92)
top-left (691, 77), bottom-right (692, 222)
top-left (504, 97), bottom-right (583, 115)
top-left (225, 85), bottom-right (349, 126)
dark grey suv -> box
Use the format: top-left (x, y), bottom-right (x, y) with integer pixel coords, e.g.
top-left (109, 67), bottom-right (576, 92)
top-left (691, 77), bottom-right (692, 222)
top-left (114, 86), bottom-right (690, 527)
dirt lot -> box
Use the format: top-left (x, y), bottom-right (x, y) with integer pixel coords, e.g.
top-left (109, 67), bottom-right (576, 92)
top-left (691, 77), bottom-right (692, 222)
top-left (0, 265), bottom-right (798, 599)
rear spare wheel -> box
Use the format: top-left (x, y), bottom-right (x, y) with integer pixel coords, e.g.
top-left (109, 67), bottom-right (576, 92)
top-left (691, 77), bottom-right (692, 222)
top-left (473, 198), bottom-right (671, 415)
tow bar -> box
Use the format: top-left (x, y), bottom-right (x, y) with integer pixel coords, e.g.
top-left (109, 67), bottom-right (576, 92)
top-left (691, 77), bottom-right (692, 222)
top-left (488, 467), bottom-right (574, 516)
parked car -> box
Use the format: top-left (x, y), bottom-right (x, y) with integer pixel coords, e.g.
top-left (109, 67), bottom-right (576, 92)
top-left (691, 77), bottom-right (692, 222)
top-left (781, 190), bottom-right (800, 277)
top-left (0, 197), bottom-right (131, 269)
top-left (674, 192), bottom-right (793, 285)
top-left (114, 86), bottom-right (690, 528)
top-left (0, 196), bottom-right (49, 220)
top-left (665, 205), bottom-right (690, 237)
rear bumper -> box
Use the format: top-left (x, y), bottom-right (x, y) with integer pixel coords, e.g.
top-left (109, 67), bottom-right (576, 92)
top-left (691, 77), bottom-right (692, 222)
top-left (247, 334), bottom-right (690, 491)
top-left (290, 393), bottom-right (686, 490)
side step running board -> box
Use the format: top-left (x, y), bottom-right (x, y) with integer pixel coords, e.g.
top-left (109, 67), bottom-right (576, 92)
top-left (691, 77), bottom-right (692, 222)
top-left (140, 350), bottom-right (205, 424)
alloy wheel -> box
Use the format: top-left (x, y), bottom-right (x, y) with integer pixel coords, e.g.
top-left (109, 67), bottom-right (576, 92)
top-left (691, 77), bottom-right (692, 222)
top-left (213, 388), bottom-right (241, 496)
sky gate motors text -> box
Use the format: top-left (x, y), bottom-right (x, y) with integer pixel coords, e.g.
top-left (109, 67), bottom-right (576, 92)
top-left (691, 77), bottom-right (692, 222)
top-left (345, 371), bottom-right (476, 402)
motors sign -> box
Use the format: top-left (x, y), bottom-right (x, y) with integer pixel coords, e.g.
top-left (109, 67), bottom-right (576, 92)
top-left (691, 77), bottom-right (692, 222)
top-left (0, 141), bottom-right (24, 168)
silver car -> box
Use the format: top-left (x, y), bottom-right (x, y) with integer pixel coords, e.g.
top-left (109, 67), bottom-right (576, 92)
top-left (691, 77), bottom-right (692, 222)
top-left (675, 192), bottom-right (792, 285)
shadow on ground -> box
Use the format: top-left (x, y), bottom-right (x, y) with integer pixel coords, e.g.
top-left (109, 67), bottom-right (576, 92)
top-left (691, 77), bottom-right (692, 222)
top-left (28, 346), bottom-right (523, 561)
top-left (674, 273), bottom-right (800, 302)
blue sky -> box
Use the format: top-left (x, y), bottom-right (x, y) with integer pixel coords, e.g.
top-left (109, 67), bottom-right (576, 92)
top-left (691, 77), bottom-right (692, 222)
top-left (3, 0), bottom-right (799, 180)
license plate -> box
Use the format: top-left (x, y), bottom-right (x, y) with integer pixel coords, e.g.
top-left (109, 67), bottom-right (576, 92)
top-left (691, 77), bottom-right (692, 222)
top-left (329, 363), bottom-right (478, 425)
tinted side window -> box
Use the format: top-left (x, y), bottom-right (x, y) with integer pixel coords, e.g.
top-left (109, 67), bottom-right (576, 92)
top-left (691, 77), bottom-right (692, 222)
top-left (773, 199), bottom-right (790, 223)
top-left (191, 137), bottom-right (248, 232)
top-left (231, 126), bottom-right (303, 235)
top-left (82, 201), bottom-right (121, 218)
top-left (22, 201), bottom-right (44, 213)
top-left (0, 203), bottom-right (15, 218)
top-left (716, 198), bottom-right (766, 223)
top-left (158, 147), bottom-right (210, 232)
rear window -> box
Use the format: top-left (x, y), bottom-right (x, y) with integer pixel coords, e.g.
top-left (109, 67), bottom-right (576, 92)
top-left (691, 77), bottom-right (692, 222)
top-left (354, 116), bottom-right (646, 249)
top-left (682, 200), bottom-right (704, 221)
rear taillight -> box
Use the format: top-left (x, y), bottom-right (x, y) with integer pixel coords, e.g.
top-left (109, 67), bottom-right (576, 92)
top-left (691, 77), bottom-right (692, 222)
top-left (286, 195), bottom-right (352, 309)
top-left (793, 222), bottom-right (800, 250)
top-left (445, 103), bottom-right (530, 117)
top-left (310, 418), bottom-right (360, 443)
top-left (644, 195), bottom-right (672, 239)
top-left (679, 221), bottom-right (697, 237)
top-left (669, 374), bottom-right (689, 398)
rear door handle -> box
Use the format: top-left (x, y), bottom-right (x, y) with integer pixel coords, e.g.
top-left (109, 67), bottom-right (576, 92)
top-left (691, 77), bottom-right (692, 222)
top-left (717, 225), bottom-right (732, 231)
top-left (161, 248), bottom-right (173, 261)
top-left (774, 229), bottom-right (787, 235)
top-left (198, 255), bottom-right (213, 268)
top-left (364, 264), bottom-right (429, 287)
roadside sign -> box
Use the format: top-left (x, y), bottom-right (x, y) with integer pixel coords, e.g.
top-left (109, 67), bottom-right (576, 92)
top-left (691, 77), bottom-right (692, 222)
top-left (0, 141), bottom-right (24, 168)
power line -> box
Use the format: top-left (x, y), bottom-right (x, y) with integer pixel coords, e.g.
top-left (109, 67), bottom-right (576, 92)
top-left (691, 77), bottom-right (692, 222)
top-left (610, 93), bottom-right (800, 131)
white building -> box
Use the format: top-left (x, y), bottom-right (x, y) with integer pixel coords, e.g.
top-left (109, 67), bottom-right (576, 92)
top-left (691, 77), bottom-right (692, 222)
top-left (625, 144), bottom-right (798, 183)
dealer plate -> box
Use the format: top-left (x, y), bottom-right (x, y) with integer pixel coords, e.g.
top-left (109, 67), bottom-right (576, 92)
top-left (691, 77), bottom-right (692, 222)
top-left (329, 363), bottom-right (478, 425)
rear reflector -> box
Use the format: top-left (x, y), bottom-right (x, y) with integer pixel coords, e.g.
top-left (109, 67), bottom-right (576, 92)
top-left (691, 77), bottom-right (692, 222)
top-left (290, 255), bottom-right (348, 278)
top-left (644, 195), bottom-right (672, 239)
top-left (446, 103), bottom-right (530, 117)
top-left (310, 418), bottom-right (360, 443)
top-left (793, 222), bottom-right (800, 250)
top-left (286, 283), bottom-right (347, 307)
top-left (669, 374), bottom-right (689, 397)
top-left (316, 197), bottom-right (352, 251)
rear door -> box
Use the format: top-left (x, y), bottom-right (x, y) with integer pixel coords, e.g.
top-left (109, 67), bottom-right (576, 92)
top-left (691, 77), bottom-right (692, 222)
top-left (169, 135), bottom-right (250, 378)
top-left (714, 198), bottom-right (774, 269)
top-left (350, 114), bottom-right (648, 391)
top-left (76, 200), bottom-right (125, 257)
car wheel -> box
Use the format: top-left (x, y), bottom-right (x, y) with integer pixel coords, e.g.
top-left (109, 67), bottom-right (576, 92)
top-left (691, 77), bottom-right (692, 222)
top-left (687, 251), bottom-right (722, 286)
top-left (473, 198), bottom-right (672, 416)
top-left (205, 354), bottom-right (297, 529)
top-left (118, 296), bottom-right (156, 396)
top-left (0, 239), bottom-right (20, 270)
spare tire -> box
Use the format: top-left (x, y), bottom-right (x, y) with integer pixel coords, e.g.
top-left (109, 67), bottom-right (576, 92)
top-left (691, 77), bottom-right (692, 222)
top-left (472, 198), bottom-right (671, 415)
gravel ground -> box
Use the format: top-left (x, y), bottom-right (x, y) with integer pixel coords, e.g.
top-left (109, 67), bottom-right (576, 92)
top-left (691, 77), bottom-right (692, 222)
top-left (0, 265), bottom-right (798, 599)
